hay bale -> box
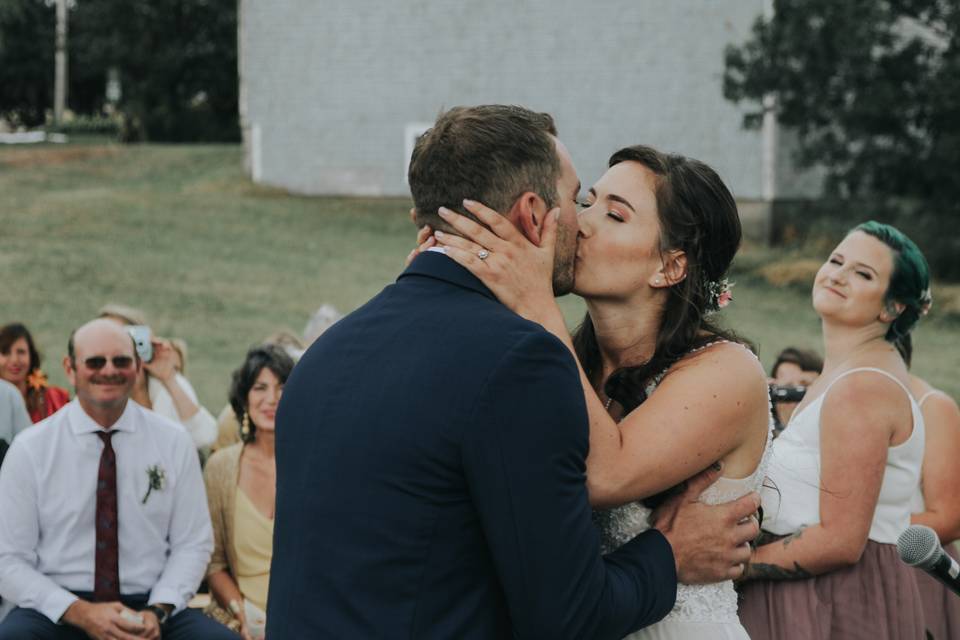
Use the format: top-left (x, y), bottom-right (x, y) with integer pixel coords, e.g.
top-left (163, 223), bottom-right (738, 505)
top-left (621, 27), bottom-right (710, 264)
top-left (756, 258), bottom-right (822, 288)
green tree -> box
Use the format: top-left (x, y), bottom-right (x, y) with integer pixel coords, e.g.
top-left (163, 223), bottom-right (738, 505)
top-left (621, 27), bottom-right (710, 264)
top-left (71, 0), bottom-right (239, 141)
top-left (0, 0), bottom-right (55, 127)
top-left (0, 0), bottom-right (238, 141)
top-left (724, 0), bottom-right (960, 277)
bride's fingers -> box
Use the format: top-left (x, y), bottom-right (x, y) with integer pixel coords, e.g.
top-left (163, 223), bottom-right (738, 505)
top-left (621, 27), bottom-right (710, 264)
top-left (415, 224), bottom-right (433, 246)
top-left (433, 230), bottom-right (486, 256)
top-left (437, 207), bottom-right (508, 253)
top-left (440, 244), bottom-right (491, 277)
top-left (404, 231), bottom-right (436, 268)
top-left (462, 199), bottom-right (525, 243)
top-left (538, 207), bottom-right (560, 252)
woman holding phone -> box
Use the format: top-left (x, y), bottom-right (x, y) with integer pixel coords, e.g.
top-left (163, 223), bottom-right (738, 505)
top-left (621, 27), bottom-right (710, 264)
top-left (99, 303), bottom-right (217, 449)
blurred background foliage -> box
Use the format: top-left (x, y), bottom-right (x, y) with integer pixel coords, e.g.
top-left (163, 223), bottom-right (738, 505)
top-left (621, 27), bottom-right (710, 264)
top-left (0, 0), bottom-right (239, 142)
top-left (724, 0), bottom-right (960, 279)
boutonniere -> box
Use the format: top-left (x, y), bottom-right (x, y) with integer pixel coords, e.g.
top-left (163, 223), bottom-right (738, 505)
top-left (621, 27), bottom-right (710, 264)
top-left (26, 369), bottom-right (49, 392)
top-left (142, 465), bottom-right (167, 504)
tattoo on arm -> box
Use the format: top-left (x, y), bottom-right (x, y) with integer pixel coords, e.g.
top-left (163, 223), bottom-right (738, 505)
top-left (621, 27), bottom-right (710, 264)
top-left (754, 531), bottom-right (785, 547)
top-left (782, 527), bottom-right (805, 548)
top-left (747, 561), bottom-right (813, 581)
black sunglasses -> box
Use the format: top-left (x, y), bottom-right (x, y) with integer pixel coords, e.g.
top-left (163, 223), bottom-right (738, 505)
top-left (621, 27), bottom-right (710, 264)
top-left (82, 356), bottom-right (135, 370)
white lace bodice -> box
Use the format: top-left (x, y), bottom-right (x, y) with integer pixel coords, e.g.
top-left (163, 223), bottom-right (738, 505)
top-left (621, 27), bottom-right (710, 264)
top-left (594, 341), bottom-right (774, 624)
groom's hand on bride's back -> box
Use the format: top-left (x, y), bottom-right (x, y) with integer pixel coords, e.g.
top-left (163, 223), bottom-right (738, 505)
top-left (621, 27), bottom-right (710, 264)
top-left (650, 463), bottom-right (760, 585)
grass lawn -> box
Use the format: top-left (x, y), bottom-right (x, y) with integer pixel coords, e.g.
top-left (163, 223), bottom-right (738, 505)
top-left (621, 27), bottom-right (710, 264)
top-left (2, 142), bottom-right (958, 409)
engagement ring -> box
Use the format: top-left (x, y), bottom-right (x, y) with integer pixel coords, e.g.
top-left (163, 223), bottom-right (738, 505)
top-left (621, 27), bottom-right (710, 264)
top-left (477, 250), bottom-right (490, 261)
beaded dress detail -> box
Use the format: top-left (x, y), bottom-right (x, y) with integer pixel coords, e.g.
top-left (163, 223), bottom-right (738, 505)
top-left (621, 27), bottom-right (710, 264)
top-left (593, 341), bottom-right (773, 626)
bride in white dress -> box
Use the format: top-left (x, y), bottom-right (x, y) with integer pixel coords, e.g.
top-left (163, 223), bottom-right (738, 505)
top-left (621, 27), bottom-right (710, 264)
top-left (431, 144), bottom-right (771, 638)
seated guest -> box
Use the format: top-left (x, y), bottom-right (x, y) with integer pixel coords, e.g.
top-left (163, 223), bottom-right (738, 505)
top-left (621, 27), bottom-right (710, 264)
top-left (212, 329), bottom-right (305, 452)
top-left (0, 319), bottom-right (238, 639)
top-left (0, 379), bottom-right (30, 468)
top-left (898, 335), bottom-right (960, 639)
top-left (768, 346), bottom-right (822, 432)
top-left (0, 323), bottom-right (70, 423)
top-left (204, 345), bottom-right (293, 637)
top-left (99, 304), bottom-right (217, 449)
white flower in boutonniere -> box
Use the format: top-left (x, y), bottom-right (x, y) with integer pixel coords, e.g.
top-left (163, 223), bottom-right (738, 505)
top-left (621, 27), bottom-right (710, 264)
top-left (142, 465), bottom-right (167, 504)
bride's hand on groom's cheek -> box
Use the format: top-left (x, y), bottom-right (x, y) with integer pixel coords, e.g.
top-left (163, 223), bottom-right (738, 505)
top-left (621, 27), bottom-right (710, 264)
top-left (651, 463), bottom-right (761, 585)
top-left (432, 199), bottom-right (560, 319)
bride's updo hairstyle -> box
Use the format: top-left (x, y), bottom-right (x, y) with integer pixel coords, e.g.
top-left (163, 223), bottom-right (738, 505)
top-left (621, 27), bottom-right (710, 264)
top-left (573, 145), bottom-right (745, 415)
top-left (852, 221), bottom-right (931, 342)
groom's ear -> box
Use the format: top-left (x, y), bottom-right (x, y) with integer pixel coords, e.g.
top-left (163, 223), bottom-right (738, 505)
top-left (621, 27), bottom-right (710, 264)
top-left (510, 192), bottom-right (547, 246)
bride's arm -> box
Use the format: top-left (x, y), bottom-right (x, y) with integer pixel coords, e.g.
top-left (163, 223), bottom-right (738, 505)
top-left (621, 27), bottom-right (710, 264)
top-left (433, 202), bottom-right (767, 508)
top-left (743, 376), bottom-right (904, 580)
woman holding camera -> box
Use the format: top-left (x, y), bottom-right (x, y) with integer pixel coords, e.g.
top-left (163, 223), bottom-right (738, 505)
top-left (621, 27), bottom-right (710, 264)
top-left (98, 304), bottom-right (217, 449)
top-left (738, 222), bottom-right (930, 639)
top-left (204, 344), bottom-right (294, 639)
top-left (0, 323), bottom-right (70, 423)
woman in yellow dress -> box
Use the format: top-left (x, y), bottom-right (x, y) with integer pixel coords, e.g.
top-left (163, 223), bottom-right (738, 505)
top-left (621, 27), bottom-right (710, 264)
top-left (204, 344), bottom-right (294, 639)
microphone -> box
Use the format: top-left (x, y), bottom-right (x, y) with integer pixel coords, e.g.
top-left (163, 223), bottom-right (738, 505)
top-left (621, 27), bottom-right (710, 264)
top-left (897, 524), bottom-right (960, 597)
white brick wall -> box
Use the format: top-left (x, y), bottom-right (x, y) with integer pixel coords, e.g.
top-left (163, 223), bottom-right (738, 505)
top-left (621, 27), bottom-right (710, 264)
top-left (240, 0), bottom-right (819, 203)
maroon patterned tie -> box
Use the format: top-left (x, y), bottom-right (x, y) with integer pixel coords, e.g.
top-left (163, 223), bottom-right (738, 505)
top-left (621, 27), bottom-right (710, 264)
top-left (94, 430), bottom-right (120, 602)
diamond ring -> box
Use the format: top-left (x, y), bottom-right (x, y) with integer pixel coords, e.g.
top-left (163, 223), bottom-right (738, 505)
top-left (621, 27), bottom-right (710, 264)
top-left (477, 250), bottom-right (490, 261)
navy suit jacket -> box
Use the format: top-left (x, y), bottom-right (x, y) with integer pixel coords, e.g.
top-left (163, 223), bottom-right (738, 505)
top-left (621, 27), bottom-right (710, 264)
top-left (267, 252), bottom-right (677, 639)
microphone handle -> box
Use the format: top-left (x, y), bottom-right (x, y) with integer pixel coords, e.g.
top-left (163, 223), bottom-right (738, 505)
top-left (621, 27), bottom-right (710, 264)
top-left (928, 550), bottom-right (960, 598)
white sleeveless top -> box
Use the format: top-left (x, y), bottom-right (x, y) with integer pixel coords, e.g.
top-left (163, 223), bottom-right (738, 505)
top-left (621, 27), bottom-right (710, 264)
top-left (595, 341), bottom-right (774, 624)
top-left (910, 390), bottom-right (941, 513)
top-left (761, 367), bottom-right (925, 543)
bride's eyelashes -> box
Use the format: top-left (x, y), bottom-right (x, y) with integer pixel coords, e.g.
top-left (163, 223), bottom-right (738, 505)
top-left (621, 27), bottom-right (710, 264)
top-left (606, 211), bottom-right (625, 222)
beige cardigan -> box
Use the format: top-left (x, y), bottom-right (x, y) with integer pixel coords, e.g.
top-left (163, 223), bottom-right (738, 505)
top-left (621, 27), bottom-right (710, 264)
top-left (204, 442), bottom-right (243, 580)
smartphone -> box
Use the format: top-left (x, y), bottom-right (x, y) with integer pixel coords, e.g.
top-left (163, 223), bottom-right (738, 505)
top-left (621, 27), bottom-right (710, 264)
top-left (126, 325), bottom-right (154, 363)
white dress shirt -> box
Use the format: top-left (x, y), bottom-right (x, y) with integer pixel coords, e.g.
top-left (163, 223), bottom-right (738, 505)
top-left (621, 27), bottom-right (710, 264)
top-left (146, 373), bottom-right (217, 449)
top-left (0, 399), bottom-right (213, 622)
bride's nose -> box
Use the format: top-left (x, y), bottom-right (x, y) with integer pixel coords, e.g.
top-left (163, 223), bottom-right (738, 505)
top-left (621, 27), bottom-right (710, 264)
top-left (576, 211), bottom-right (593, 237)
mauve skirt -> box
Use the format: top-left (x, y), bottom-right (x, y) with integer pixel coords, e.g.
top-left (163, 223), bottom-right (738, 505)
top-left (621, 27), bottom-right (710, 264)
top-left (914, 542), bottom-right (960, 640)
top-left (737, 541), bottom-right (926, 640)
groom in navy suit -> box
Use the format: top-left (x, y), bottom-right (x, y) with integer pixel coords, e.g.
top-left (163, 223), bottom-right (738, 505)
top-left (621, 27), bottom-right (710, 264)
top-left (268, 105), bottom-right (759, 639)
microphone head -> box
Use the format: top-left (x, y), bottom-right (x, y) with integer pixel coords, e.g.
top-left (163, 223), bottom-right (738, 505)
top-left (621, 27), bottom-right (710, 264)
top-left (897, 524), bottom-right (941, 569)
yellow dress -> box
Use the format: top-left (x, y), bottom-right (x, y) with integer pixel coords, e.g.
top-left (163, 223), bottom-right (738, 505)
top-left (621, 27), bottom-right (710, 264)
top-left (233, 488), bottom-right (274, 612)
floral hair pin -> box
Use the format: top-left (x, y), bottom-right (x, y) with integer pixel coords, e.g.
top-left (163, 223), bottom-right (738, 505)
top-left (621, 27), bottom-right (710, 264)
top-left (705, 277), bottom-right (734, 313)
top-left (919, 287), bottom-right (933, 317)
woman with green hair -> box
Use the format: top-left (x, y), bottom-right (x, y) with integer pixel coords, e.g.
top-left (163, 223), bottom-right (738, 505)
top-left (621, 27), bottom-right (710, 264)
top-left (738, 221), bottom-right (931, 639)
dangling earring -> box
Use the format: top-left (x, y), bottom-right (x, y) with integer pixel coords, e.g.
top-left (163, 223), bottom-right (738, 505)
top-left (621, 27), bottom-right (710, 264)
top-left (241, 412), bottom-right (251, 439)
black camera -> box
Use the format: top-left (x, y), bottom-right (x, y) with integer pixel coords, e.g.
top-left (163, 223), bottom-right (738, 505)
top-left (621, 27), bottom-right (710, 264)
top-left (769, 384), bottom-right (807, 404)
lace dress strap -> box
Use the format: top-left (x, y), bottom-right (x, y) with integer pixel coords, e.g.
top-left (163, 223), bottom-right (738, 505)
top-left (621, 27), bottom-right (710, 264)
top-left (648, 338), bottom-right (757, 390)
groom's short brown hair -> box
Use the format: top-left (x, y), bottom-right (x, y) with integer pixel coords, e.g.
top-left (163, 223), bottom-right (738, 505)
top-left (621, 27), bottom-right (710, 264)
top-left (408, 105), bottom-right (560, 230)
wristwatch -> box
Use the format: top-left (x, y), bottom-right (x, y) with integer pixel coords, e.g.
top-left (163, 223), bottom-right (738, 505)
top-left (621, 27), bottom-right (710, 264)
top-left (144, 604), bottom-right (171, 626)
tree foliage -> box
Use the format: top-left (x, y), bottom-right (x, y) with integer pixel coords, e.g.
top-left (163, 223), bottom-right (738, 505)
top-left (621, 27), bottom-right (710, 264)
top-left (724, 0), bottom-right (960, 278)
top-left (0, 0), bottom-right (239, 141)
top-left (0, 0), bottom-right (55, 127)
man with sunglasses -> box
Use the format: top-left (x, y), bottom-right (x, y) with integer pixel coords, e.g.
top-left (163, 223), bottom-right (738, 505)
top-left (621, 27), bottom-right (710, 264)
top-left (0, 319), bottom-right (238, 639)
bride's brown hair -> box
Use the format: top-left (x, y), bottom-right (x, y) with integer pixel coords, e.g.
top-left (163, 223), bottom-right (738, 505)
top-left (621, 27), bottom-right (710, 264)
top-left (573, 146), bottom-right (749, 488)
